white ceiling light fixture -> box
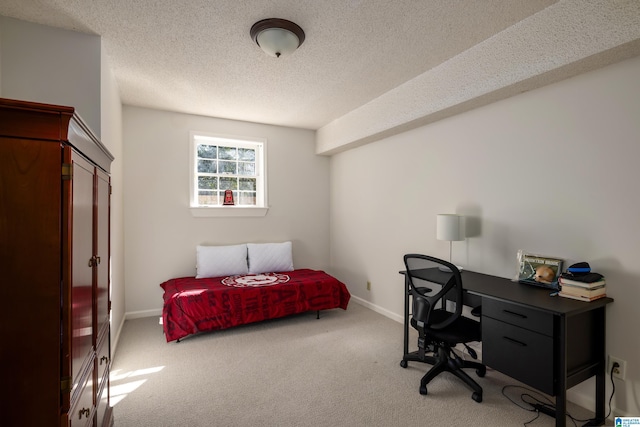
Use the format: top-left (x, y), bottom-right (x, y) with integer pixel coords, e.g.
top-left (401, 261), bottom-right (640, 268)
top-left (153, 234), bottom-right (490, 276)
top-left (250, 18), bottom-right (305, 58)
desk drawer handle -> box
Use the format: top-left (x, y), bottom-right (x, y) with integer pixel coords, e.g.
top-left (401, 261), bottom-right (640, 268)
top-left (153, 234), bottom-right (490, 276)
top-left (503, 336), bottom-right (527, 347)
top-left (502, 309), bottom-right (527, 319)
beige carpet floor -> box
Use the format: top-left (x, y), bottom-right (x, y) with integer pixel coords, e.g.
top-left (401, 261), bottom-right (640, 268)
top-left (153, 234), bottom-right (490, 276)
top-left (110, 302), bottom-right (609, 426)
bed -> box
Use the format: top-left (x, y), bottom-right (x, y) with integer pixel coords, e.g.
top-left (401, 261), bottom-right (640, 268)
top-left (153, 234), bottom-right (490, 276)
top-left (161, 269), bottom-right (350, 342)
top-left (159, 242), bottom-right (350, 342)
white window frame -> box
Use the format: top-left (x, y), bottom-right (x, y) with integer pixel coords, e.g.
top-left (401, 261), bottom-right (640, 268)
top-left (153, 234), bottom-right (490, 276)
top-left (189, 131), bottom-right (268, 217)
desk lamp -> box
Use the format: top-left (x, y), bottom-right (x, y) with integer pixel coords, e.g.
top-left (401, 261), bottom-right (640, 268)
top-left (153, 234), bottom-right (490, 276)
top-left (436, 214), bottom-right (465, 271)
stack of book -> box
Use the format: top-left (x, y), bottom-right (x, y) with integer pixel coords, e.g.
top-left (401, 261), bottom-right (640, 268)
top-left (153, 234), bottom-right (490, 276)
top-left (558, 275), bottom-right (606, 301)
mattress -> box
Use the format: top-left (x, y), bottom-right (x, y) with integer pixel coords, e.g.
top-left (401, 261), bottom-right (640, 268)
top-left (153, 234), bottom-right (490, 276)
top-left (160, 269), bottom-right (350, 342)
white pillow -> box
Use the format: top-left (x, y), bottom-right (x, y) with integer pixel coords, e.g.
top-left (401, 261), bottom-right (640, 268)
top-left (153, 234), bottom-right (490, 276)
top-left (247, 242), bottom-right (294, 274)
top-left (196, 244), bottom-right (248, 278)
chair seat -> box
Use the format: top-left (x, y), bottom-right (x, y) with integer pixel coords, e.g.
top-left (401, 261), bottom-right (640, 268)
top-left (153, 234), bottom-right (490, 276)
top-left (411, 310), bottom-right (481, 344)
top-left (427, 310), bottom-right (481, 344)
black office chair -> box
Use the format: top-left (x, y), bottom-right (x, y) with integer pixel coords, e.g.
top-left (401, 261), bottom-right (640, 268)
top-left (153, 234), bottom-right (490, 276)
top-left (400, 254), bottom-right (486, 402)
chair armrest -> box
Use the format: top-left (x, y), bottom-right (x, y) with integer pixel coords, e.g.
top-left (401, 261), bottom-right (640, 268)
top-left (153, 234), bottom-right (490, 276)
top-left (415, 287), bottom-right (432, 296)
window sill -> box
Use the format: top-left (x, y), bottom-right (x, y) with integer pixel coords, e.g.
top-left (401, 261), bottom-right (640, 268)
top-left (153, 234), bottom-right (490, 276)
top-left (190, 206), bottom-right (269, 218)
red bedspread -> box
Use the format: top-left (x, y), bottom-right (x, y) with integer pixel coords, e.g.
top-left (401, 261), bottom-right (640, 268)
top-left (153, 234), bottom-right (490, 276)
top-left (160, 269), bottom-right (350, 342)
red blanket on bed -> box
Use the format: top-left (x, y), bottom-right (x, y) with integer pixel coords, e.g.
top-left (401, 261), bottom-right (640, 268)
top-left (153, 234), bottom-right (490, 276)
top-left (160, 269), bottom-right (350, 342)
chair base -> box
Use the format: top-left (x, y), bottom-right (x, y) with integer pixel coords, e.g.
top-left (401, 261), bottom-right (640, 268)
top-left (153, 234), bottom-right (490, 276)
top-left (400, 346), bottom-right (437, 367)
top-left (401, 346), bottom-right (485, 402)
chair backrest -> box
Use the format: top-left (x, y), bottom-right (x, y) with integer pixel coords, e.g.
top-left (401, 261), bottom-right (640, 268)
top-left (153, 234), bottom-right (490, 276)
top-left (403, 254), bottom-right (464, 330)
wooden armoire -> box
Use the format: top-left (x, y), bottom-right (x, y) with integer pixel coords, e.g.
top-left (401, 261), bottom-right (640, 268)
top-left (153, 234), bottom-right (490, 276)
top-left (0, 98), bottom-right (114, 427)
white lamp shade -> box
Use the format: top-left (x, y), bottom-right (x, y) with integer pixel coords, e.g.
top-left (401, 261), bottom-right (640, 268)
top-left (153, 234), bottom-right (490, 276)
top-left (436, 214), bottom-right (465, 241)
top-left (256, 28), bottom-right (300, 58)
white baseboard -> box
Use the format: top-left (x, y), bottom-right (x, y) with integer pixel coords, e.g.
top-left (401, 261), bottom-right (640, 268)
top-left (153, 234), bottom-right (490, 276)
top-left (566, 389), bottom-right (596, 416)
top-left (350, 295), bottom-right (404, 324)
top-left (567, 387), bottom-right (625, 420)
top-left (125, 308), bottom-right (162, 320)
top-left (111, 314), bottom-right (125, 357)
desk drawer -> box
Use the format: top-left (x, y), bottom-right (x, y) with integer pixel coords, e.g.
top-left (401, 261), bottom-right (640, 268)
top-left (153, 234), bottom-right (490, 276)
top-left (482, 317), bottom-right (555, 395)
top-left (483, 299), bottom-right (553, 336)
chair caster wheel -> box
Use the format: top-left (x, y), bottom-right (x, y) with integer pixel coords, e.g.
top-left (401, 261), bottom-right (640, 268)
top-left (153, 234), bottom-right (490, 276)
top-left (476, 366), bottom-right (486, 377)
top-left (400, 360), bottom-right (408, 368)
top-left (419, 386), bottom-right (427, 395)
top-left (472, 392), bottom-right (482, 403)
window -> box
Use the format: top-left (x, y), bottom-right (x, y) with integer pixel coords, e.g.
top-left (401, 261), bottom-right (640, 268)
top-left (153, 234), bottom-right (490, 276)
top-left (190, 132), bottom-right (267, 216)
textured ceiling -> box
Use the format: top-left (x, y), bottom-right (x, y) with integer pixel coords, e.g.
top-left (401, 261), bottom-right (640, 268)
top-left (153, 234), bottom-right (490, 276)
top-left (1, 0), bottom-right (558, 129)
top-left (2, 0), bottom-right (639, 154)
top-left (317, 0), bottom-right (640, 154)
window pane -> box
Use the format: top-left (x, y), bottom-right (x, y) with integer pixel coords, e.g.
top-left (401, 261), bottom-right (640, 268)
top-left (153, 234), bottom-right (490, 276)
top-left (191, 135), bottom-right (265, 209)
top-left (218, 146), bottom-right (237, 160)
top-left (198, 159), bottom-right (217, 173)
top-left (198, 191), bottom-right (219, 205)
top-left (219, 160), bottom-right (237, 174)
top-left (238, 192), bottom-right (256, 205)
top-left (198, 176), bottom-right (217, 190)
top-left (238, 148), bottom-right (255, 161)
top-left (238, 162), bottom-right (255, 176)
top-left (239, 178), bottom-right (256, 191)
top-left (219, 177), bottom-right (237, 190)
top-left (197, 144), bottom-right (217, 159)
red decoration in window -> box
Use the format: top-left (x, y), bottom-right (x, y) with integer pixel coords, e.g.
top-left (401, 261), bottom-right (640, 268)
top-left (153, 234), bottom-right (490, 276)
top-left (223, 190), bottom-right (235, 205)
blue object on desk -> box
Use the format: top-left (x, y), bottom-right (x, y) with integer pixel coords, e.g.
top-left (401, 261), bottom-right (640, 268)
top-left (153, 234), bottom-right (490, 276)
top-left (567, 262), bottom-right (591, 275)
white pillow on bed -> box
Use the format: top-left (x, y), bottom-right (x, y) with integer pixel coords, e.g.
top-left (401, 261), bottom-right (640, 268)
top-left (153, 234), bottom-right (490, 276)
top-left (196, 244), bottom-right (248, 278)
top-left (247, 241), bottom-right (294, 274)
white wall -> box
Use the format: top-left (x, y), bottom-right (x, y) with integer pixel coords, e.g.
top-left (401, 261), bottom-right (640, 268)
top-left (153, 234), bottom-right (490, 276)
top-left (0, 16), bottom-right (102, 136)
top-left (122, 106), bottom-right (330, 317)
top-left (329, 56), bottom-right (640, 417)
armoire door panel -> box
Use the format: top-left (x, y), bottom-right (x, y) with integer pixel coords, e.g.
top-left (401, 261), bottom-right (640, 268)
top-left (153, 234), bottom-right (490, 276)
top-left (71, 155), bottom-right (96, 393)
top-left (96, 169), bottom-right (110, 336)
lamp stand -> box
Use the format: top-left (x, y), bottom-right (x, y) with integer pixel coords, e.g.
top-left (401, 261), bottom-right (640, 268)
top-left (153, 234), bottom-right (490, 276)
top-left (439, 241), bottom-right (464, 272)
top-left (438, 242), bottom-right (454, 272)
top-left (436, 213), bottom-right (465, 273)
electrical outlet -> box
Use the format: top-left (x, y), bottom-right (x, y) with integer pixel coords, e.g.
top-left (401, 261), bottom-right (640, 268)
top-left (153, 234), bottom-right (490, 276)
top-left (366, 281), bottom-right (371, 291)
top-left (608, 355), bottom-right (626, 380)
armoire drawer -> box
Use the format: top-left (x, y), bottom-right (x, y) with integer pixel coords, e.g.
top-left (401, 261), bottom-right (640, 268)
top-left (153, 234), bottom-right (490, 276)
top-left (96, 367), bottom-right (110, 427)
top-left (68, 372), bottom-right (93, 427)
top-left (96, 332), bottom-right (110, 390)
top-left (482, 316), bottom-right (555, 395)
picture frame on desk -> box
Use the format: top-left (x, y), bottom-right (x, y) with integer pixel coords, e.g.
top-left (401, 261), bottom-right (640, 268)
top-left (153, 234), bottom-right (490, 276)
top-left (516, 251), bottom-right (563, 288)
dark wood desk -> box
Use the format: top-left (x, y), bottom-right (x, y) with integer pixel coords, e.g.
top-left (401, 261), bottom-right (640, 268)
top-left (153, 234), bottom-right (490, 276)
top-left (400, 269), bottom-right (613, 427)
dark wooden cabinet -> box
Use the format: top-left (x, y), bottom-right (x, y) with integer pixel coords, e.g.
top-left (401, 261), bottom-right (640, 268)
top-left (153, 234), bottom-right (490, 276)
top-left (0, 98), bottom-right (114, 427)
